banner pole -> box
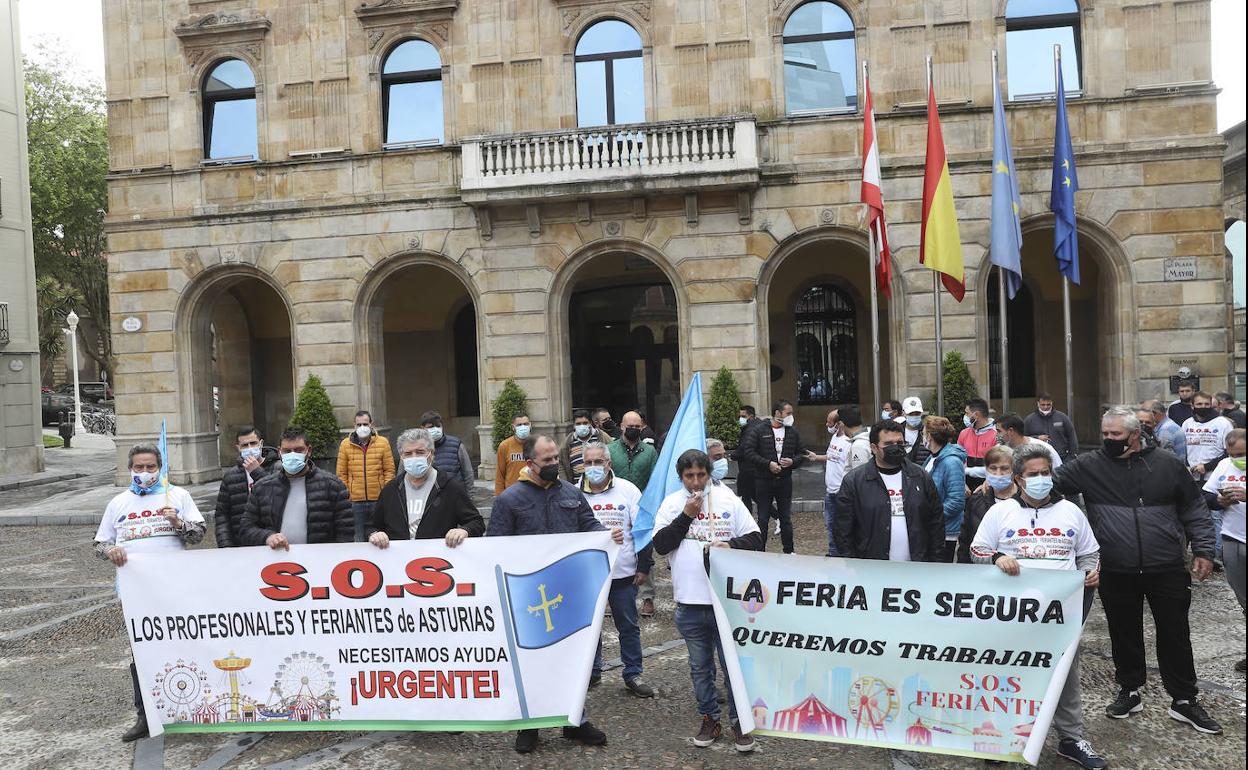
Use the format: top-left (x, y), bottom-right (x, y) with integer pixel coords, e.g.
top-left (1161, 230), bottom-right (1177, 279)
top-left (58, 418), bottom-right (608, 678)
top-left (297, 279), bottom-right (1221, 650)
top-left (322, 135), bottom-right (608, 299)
top-left (865, 59), bottom-right (882, 418)
top-left (992, 49), bottom-right (1011, 415)
top-left (928, 55), bottom-right (945, 417)
top-left (1055, 44), bottom-right (1075, 418)
top-left (494, 565), bottom-right (530, 720)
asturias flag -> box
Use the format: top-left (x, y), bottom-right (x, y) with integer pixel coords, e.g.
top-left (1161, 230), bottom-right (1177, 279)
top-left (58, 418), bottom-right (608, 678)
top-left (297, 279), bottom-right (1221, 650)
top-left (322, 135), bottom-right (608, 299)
top-left (860, 72), bottom-right (892, 298)
top-left (1050, 62), bottom-right (1080, 285)
top-left (990, 70), bottom-right (1023, 299)
top-left (503, 549), bottom-right (610, 649)
top-left (920, 81), bottom-right (966, 301)
top-left (632, 372), bottom-right (706, 552)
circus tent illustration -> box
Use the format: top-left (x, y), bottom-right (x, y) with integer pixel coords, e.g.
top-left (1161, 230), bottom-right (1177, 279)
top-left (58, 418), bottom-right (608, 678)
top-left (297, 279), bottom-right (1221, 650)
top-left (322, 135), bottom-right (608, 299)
top-left (973, 720), bottom-right (1004, 754)
top-left (773, 694), bottom-right (848, 736)
top-left (906, 718), bottom-right (933, 746)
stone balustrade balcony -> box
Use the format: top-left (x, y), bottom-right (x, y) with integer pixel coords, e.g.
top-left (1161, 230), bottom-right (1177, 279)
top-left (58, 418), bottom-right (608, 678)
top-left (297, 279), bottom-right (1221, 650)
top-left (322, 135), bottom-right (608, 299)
top-left (459, 116), bottom-right (759, 205)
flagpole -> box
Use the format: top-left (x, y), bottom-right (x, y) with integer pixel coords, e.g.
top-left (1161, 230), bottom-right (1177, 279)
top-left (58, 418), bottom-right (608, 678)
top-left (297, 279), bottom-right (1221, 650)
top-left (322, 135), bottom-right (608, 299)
top-left (928, 55), bottom-right (945, 417)
top-left (993, 49), bottom-right (1010, 415)
top-left (1056, 44), bottom-right (1075, 418)
top-left (865, 59), bottom-right (882, 419)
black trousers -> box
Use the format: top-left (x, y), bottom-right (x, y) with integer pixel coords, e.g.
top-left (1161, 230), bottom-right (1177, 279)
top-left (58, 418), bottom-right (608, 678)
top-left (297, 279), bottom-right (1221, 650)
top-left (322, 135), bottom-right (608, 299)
top-left (942, 540), bottom-right (958, 563)
top-left (755, 474), bottom-right (794, 554)
top-left (131, 658), bottom-right (144, 715)
top-left (735, 472), bottom-right (756, 513)
top-left (1097, 570), bottom-right (1198, 701)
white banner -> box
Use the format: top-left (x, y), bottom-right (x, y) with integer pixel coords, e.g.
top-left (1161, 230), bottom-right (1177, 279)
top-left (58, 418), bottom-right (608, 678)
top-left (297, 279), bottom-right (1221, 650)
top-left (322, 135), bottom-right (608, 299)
top-left (118, 533), bottom-right (618, 735)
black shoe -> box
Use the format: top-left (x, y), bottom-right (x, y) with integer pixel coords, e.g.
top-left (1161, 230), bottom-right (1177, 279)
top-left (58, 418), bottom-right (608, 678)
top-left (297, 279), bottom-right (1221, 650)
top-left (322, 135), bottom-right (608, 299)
top-left (515, 729), bottom-right (539, 753)
top-left (624, 677), bottom-right (655, 698)
top-left (1057, 738), bottom-right (1109, 769)
top-left (1168, 699), bottom-right (1223, 734)
top-left (588, 673), bottom-right (602, 688)
top-left (716, 688), bottom-right (726, 704)
top-left (121, 715), bottom-right (149, 743)
top-left (1105, 688), bottom-right (1142, 719)
top-left (1235, 658), bottom-right (1246, 674)
top-left (563, 720), bottom-right (607, 746)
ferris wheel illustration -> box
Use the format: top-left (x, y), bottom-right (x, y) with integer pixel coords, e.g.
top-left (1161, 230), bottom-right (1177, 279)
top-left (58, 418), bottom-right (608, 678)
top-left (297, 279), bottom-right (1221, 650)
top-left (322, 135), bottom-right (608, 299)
top-left (152, 660), bottom-right (211, 721)
top-left (272, 652), bottom-right (335, 706)
top-left (848, 676), bottom-right (899, 740)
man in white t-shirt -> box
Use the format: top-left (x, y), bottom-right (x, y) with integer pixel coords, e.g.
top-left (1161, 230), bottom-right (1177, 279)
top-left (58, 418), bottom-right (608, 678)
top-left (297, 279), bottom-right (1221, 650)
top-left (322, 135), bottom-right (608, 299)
top-left (653, 449), bottom-right (763, 753)
top-left (805, 408), bottom-right (851, 556)
top-left (580, 442), bottom-right (654, 698)
top-left (970, 442), bottom-right (1107, 770)
top-left (1182, 392), bottom-right (1234, 482)
top-left (94, 442), bottom-right (206, 744)
top-left (1202, 429), bottom-right (1246, 673)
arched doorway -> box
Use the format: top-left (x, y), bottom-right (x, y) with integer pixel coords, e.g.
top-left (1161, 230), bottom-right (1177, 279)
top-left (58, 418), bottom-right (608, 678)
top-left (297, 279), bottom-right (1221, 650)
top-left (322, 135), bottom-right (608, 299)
top-left (557, 249), bottom-right (683, 431)
top-left (180, 270), bottom-right (295, 465)
top-left (357, 257), bottom-right (482, 460)
top-left (761, 231), bottom-right (895, 437)
top-left (986, 279), bottom-right (1037, 399)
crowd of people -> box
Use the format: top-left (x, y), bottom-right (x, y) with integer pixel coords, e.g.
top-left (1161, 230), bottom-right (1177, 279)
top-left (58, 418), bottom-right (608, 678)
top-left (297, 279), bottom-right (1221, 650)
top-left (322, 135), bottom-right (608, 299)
top-left (91, 384), bottom-right (1245, 765)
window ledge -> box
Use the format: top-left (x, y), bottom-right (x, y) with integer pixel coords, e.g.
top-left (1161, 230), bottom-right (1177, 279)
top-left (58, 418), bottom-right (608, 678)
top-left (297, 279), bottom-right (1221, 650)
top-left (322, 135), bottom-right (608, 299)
top-left (383, 140), bottom-right (444, 151)
top-left (201, 156), bottom-right (258, 167)
top-left (1010, 90), bottom-right (1084, 103)
top-left (1125, 80), bottom-right (1214, 96)
top-left (786, 107), bottom-right (858, 119)
top-left (288, 147), bottom-right (351, 159)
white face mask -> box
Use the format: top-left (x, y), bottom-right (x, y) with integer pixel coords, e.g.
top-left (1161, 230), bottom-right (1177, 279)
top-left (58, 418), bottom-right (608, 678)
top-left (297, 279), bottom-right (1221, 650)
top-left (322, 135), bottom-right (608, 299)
top-left (782, 415), bottom-right (794, 427)
top-left (738, 417), bottom-right (748, 427)
top-left (355, 425), bottom-right (372, 439)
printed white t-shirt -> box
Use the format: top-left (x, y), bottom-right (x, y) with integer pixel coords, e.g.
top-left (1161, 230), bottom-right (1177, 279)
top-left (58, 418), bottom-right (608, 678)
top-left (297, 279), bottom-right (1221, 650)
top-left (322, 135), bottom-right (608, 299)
top-left (94, 486), bottom-right (204, 554)
top-left (772, 426), bottom-right (786, 459)
top-left (880, 469), bottom-right (910, 561)
top-left (654, 484), bottom-right (759, 605)
top-left (1182, 416), bottom-right (1234, 472)
top-left (583, 476), bottom-right (643, 578)
top-left (971, 497), bottom-right (1099, 571)
top-left (404, 476), bottom-right (435, 537)
top-left (1203, 457), bottom-right (1246, 544)
top-left (824, 434), bottom-right (851, 494)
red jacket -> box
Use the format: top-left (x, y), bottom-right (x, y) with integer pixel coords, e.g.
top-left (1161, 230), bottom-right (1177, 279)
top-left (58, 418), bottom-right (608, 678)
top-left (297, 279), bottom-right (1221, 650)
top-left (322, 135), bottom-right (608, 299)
top-left (957, 424), bottom-right (998, 461)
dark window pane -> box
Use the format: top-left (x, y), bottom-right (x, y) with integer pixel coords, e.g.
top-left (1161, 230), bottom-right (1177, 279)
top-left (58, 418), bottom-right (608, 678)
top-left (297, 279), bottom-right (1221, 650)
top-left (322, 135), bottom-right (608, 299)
top-left (612, 56), bottom-right (646, 124)
top-left (208, 97), bottom-right (258, 159)
top-left (383, 39), bottom-right (441, 74)
top-left (576, 20), bottom-right (642, 56)
top-left (1006, 28), bottom-right (1080, 98)
top-left (1006, 0), bottom-right (1078, 18)
top-left (794, 285), bottom-right (858, 405)
top-left (204, 59), bottom-right (255, 92)
top-left (576, 60), bottom-right (609, 127)
top-left (386, 80), bottom-right (444, 144)
top-left (784, 1), bottom-right (854, 36)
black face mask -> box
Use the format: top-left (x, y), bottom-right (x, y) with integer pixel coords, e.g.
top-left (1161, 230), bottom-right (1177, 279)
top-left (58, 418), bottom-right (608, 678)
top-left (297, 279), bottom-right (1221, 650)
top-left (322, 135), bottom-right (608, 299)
top-left (1102, 437), bottom-right (1130, 458)
top-left (537, 463), bottom-right (561, 482)
top-left (624, 427), bottom-right (642, 443)
top-left (881, 444), bottom-right (908, 466)
top-left (600, 420), bottom-right (618, 435)
top-left (1193, 407), bottom-right (1217, 421)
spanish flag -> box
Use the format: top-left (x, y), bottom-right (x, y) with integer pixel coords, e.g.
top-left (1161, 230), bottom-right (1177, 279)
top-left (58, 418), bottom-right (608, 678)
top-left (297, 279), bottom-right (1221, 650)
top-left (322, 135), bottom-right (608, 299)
top-left (920, 82), bottom-right (965, 301)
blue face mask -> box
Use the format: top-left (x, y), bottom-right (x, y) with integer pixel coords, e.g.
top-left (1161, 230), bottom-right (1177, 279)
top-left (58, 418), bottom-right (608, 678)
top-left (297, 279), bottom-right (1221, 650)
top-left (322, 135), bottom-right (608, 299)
top-left (711, 457), bottom-right (729, 481)
top-left (240, 446), bottom-right (262, 462)
top-left (403, 456), bottom-right (431, 478)
top-left (881, 410), bottom-right (893, 420)
top-left (514, 424), bottom-right (531, 440)
top-left (583, 466), bottom-right (607, 485)
top-left (427, 427), bottom-right (444, 442)
top-left (574, 424), bottom-right (591, 439)
top-left (963, 414), bottom-right (974, 428)
top-left (1023, 475), bottom-right (1054, 499)
top-left (905, 415), bottom-right (923, 428)
top-left (986, 472), bottom-right (1014, 491)
top-left (281, 452), bottom-right (307, 475)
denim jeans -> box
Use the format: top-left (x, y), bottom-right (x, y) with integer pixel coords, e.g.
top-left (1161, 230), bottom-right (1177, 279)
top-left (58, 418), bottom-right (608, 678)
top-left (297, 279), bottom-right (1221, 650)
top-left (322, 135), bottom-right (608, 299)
top-left (1209, 505), bottom-right (1224, 560)
top-left (351, 501), bottom-right (375, 543)
top-left (675, 603), bottom-right (736, 723)
top-left (593, 578), bottom-right (643, 680)
top-left (823, 491), bottom-right (839, 556)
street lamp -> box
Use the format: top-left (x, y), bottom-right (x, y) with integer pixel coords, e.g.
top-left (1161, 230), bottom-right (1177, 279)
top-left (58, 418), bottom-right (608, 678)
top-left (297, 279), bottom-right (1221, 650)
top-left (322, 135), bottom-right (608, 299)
top-left (66, 310), bottom-right (86, 435)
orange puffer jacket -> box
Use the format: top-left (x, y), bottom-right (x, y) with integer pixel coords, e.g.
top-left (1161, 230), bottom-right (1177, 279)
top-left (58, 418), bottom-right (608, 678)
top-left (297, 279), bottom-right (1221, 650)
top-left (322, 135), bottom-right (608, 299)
top-left (336, 434), bottom-right (396, 502)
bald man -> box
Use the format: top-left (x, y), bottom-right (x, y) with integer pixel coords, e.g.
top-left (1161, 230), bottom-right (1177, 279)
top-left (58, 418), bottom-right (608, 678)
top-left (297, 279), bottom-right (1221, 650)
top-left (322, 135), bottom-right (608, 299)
top-left (608, 411), bottom-right (659, 491)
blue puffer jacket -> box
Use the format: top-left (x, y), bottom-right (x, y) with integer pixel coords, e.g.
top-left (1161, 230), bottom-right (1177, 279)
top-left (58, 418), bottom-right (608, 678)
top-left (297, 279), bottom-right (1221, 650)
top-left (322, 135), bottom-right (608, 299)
top-left (486, 470), bottom-right (604, 536)
top-left (929, 442), bottom-right (968, 537)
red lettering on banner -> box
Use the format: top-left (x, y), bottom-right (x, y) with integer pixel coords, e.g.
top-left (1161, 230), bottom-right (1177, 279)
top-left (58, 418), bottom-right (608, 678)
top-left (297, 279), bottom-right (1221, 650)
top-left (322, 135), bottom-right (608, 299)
top-left (349, 670), bottom-right (503, 705)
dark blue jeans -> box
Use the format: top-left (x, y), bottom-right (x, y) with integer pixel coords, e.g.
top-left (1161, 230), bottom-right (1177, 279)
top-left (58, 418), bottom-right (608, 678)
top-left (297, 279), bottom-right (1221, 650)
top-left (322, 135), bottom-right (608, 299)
top-left (823, 491), bottom-right (839, 556)
top-left (593, 578), bottom-right (643, 680)
top-left (351, 501), bottom-right (375, 543)
top-left (675, 603), bottom-right (736, 723)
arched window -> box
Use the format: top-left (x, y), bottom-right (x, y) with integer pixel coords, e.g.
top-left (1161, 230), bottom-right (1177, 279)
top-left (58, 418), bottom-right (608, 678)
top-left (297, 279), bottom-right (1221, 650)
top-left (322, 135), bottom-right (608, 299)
top-left (794, 284), bottom-right (857, 404)
top-left (987, 280), bottom-right (1037, 398)
top-left (783, 2), bottom-right (857, 115)
top-left (203, 59), bottom-right (258, 160)
top-left (382, 39), bottom-right (444, 146)
top-left (1005, 0), bottom-right (1082, 100)
top-left (575, 20), bottom-right (645, 127)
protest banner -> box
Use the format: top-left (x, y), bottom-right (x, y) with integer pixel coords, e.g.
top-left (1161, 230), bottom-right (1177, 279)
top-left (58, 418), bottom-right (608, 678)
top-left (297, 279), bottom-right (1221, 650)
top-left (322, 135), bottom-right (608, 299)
top-left (708, 550), bottom-right (1084, 765)
top-left (118, 533), bottom-right (618, 736)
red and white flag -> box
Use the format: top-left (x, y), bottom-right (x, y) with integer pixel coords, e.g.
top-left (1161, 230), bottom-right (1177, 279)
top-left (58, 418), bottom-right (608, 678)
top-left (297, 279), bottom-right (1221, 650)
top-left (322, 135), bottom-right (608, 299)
top-left (860, 73), bottom-right (892, 298)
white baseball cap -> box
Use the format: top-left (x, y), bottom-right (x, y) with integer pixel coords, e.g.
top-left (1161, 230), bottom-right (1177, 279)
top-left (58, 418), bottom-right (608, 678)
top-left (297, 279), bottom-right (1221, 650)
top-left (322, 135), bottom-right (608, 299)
top-left (902, 396), bottom-right (924, 414)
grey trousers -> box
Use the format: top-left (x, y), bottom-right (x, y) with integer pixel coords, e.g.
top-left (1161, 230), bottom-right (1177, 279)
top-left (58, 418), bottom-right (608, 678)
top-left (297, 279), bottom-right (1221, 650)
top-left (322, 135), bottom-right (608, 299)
top-left (1225, 536), bottom-right (1247, 611)
top-left (1052, 645), bottom-right (1084, 741)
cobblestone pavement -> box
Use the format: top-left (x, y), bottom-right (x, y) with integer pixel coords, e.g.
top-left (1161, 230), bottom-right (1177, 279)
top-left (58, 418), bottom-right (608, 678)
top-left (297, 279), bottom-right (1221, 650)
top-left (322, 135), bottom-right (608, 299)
top-left (0, 512), bottom-right (1242, 770)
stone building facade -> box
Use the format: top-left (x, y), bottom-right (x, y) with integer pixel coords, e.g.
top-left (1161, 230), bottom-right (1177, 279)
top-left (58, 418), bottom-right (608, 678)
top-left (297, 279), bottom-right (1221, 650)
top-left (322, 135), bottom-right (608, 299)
top-left (101, 0), bottom-right (1231, 484)
top-left (0, 0), bottom-right (43, 476)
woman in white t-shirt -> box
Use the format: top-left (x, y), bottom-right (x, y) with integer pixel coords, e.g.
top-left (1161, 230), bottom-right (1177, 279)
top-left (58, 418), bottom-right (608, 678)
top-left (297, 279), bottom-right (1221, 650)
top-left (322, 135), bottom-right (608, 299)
top-left (1202, 429), bottom-right (1246, 673)
top-left (970, 442), bottom-right (1108, 770)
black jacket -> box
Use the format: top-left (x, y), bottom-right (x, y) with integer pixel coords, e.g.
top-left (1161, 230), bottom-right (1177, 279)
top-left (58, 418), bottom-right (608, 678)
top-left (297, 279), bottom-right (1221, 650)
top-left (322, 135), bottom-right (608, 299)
top-left (730, 419), bottom-right (766, 480)
top-left (369, 469), bottom-right (485, 541)
top-left (214, 447), bottom-right (279, 547)
top-left (238, 463), bottom-right (354, 546)
top-left (739, 420), bottom-right (805, 479)
top-left (1054, 444), bottom-right (1216, 573)
top-left (834, 460), bottom-right (945, 562)
top-left (958, 487), bottom-right (1014, 564)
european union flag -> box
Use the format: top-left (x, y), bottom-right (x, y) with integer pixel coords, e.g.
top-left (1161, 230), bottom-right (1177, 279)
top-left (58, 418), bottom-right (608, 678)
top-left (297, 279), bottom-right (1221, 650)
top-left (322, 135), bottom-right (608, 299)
top-left (1050, 61), bottom-right (1080, 285)
top-left (503, 549), bottom-right (609, 649)
top-left (990, 72), bottom-right (1023, 299)
top-left (633, 372), bottom-right (706, 552)
top-left (157, 418), bottom-right (169, 493)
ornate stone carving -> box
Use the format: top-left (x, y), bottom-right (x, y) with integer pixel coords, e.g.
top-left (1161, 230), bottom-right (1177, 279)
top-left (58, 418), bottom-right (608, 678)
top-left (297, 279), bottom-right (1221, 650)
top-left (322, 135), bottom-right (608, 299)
top-left (559, 1), bottom-right (650, 31)
top-left (354, 0), bottom-right (459, 24)
top-left (605, 221), bottom-right (622, 235)
top-left (174, 11), bottom-right (272, 41)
